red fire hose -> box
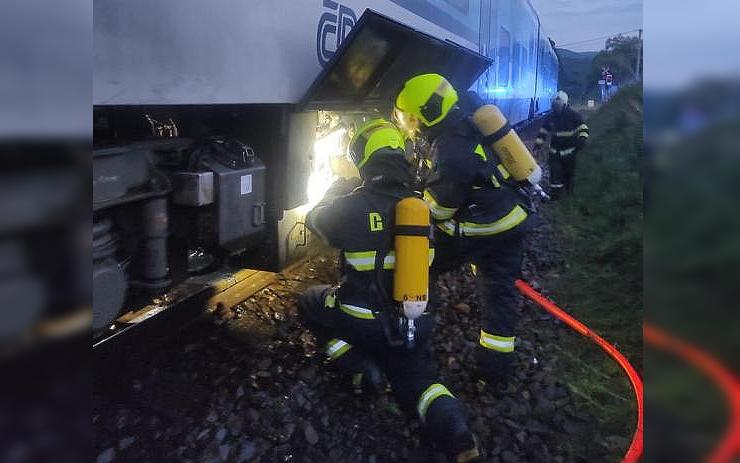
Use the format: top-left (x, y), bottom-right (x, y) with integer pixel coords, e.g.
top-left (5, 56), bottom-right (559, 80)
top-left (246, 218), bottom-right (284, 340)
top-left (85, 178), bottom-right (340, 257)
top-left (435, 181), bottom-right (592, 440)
top-left (643, 324), bottom-right (740, 463)
top-left (515, 280), bottom-right (644, 463)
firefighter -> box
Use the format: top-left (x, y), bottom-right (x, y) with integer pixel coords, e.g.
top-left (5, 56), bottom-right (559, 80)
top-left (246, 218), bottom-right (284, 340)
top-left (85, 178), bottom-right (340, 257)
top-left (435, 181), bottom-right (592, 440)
top-left (298, 119), bottom-right (479, 462)
top-left (394, 74), bottom-right (532, 386)
top-left (534, 91), bottom-right (589, 199)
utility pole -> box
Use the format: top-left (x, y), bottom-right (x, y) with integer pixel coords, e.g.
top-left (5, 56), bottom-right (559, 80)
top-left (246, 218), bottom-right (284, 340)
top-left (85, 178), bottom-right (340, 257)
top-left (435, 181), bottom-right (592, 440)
top-left (635, 28), bottom-right (643, 81)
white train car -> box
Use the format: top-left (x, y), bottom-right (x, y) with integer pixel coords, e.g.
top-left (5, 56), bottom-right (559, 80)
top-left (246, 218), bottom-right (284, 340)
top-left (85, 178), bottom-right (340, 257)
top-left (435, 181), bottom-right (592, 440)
top-left (92, 1), bottom-right (557, 339)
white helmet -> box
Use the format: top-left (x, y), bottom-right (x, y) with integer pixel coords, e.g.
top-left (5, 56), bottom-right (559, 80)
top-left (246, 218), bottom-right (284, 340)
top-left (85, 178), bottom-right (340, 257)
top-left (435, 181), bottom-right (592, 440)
top-left (553, 90), bottom-right (569, 105)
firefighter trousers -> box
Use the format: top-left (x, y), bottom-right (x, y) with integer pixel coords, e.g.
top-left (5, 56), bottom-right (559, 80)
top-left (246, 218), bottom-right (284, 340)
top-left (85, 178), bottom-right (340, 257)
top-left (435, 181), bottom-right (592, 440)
top-left (548, 151), bottom-right (577, 199)
top-left (297, 285), bottom-right (473, 454)
top-left (430, 228), bottom-right (525, 384)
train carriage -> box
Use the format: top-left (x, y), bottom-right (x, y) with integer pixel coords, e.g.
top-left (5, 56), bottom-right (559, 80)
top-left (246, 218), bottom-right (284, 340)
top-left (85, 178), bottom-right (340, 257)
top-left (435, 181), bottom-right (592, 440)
top-left (92, 0), bottom-right (558, 343)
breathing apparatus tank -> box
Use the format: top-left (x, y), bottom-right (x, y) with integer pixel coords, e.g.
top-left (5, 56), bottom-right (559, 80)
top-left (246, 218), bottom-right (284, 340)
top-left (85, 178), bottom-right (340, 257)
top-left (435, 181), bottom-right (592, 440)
top-left (393, 197), bottom-right (430, 322)
top-left (470, 104), bottom-right (542, 186)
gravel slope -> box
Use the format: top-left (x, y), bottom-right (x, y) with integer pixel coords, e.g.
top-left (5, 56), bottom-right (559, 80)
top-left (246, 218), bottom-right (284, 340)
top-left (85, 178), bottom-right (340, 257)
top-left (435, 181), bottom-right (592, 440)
top-left (94, 128), bottom-right (626, 462)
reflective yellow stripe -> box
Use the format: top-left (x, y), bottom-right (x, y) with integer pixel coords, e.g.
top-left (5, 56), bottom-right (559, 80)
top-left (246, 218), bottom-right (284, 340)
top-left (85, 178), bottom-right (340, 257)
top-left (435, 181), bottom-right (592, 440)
top-left (326, 338), bottom-right (352, 360)
top-left (458, 205), bottom-right (527, 236)
top-left (490, 175), bottom-right (501, 188)
top-left (423, 190), bottom-right (457, 220)
top-left (479, 330), bottom-right (516, 352)
top-left (340, 304), bottom-right (375, 320)
top-left (429, 248), bottom-right (435, 266)
top-left (325, 292), bottom-right (336, 308)
top-left (417, 383), bottom-right (454, 421)
top-left (473, 144), bottom-right (487, 161)
top-left (496, 164), bottom-right (511, 180)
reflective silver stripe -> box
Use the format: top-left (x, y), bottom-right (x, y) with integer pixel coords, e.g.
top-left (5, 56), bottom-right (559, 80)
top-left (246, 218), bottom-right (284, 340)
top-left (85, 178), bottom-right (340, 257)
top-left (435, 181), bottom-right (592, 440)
top-left (344, 251), bottom-right (376, 271)
top-left (340, 304), bottom-right (375, 320)
top-left (383, 252), bottom-right (395, 270)
top-left (325, 338), bottom-right (351, 360)
top-left (538, 128), bottom-right (549, 134)
top-left (550, 183), bottom-right (565, 188)
top-left (345, 250), bottom-right (432, 271)
top-left (555, 130), bottom-right (576, 137)
top-left (417, 383), bottom-right (454, 421)
top-left (549, 147), bottom-right (557, 153)
top-left (578, 132), bottom-right (589, 138)
top-left (436, 205), bottom-right (527, 237)
top-left (576, 124), bottom-right (589, 131)
top-left (435, 220), bottom-right (457, 236)
top-left (560, 147), bottom-right (576, 155)
top-left (423, 190), bottom-right (457, 220)
top-left (479, 330), bottom-right (516, 352)
top-left (459, 205), bottom-right (528, 236)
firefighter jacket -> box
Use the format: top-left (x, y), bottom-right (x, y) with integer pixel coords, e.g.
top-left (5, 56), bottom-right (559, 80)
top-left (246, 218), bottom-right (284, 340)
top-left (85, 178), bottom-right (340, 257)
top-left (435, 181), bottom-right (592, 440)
top-left (422, 113), bottom-right (530, 238)
top-left (306, 153), bottom-right (427, 318)
top-left (534, 106), bottom-right (589, 157)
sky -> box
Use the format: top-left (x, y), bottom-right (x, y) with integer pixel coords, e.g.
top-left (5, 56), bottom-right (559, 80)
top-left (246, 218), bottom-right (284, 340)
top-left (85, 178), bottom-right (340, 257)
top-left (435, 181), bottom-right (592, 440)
top-left (528, 0), bottom-right (642, 52)
top-left (643, 0), bottom-right (740, 89)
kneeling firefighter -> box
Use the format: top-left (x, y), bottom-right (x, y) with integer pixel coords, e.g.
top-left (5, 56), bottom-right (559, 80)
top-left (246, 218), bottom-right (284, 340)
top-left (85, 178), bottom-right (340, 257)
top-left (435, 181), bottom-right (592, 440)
top-left (394, 74), bottom-right (538, 386)
top-left (298, 119), bottom-right (479, 462)
top-left (534, 90), bottom-right (589, 199)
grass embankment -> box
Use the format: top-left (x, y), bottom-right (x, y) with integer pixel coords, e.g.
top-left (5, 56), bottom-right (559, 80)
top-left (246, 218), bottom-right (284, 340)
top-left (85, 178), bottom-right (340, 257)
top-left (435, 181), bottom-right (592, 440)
top-left (549, 84), bottom-right (643, 459)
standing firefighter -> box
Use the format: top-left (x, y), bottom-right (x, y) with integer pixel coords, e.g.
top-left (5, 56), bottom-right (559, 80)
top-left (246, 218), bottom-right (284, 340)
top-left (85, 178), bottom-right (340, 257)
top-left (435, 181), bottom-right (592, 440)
top-left (394, 74), bottom-right (534, 386)
top-left (298, 119), bottom-right (479, 462)
top-left (535, 91), bottom-right (589, 198)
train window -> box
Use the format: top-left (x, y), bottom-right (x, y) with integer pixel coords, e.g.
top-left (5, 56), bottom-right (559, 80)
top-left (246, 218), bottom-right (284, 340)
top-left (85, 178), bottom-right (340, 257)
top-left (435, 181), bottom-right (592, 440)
top-left (497, 26), bottom-right (511, 88)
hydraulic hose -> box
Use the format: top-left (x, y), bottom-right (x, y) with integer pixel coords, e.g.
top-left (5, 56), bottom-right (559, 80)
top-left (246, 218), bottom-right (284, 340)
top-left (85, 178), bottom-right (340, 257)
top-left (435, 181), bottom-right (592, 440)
top-left (515, 280), bottom-right (644, 463)
top-left (643, 323), bottom-right (740, 463)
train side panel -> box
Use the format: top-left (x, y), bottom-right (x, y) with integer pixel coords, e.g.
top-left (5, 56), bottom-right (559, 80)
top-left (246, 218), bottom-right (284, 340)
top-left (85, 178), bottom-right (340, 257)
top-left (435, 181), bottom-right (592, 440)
top-left (93, 0), bottom-right (480, 106)
top-left (473, 0), bottom-right (556, 124)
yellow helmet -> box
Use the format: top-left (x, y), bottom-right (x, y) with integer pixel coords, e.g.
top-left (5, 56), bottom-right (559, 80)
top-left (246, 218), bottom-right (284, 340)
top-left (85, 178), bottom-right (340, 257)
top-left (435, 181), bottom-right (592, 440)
top-left (395, 74), bottom-right (459, 128)
top-left (348, 118), bottom-right (405, 169)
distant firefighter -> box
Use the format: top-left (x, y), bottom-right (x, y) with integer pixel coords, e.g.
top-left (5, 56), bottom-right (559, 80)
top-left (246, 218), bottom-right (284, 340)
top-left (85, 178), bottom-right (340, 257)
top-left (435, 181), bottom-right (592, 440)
top-left (535, 91), bottom-right (589, 198)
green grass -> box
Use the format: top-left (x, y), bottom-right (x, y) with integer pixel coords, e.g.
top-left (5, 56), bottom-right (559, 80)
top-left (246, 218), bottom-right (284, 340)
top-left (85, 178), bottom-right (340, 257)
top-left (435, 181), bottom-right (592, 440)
top-left (552, 84), bottom-right (643, 367)
top-left (548, 85), bottom-right (644, 461)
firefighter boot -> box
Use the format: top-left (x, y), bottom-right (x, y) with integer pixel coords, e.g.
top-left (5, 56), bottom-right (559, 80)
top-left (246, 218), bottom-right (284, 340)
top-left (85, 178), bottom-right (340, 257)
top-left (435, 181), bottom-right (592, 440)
top-left (424, 396), bottom-right (480, 462)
